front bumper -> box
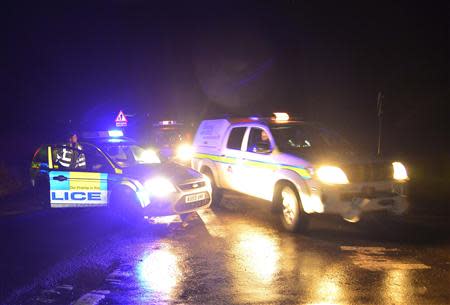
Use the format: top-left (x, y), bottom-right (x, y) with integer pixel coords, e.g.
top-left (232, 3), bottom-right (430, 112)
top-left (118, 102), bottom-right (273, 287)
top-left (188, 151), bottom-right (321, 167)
top-left (320, 181), bottom-right (409, 222)
top-left (141, 182), bottom-right (212, 217)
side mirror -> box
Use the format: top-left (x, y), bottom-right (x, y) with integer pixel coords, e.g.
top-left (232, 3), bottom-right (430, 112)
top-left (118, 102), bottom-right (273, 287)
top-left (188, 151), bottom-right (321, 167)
top-left (253, 142), bottom-right (272, 154)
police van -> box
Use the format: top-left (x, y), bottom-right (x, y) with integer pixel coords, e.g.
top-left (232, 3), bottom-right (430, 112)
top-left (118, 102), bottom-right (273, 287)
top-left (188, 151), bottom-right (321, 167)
top-left (191, 113), bottom-right (409, 232)
top-left (30, 130), bottom-right (212, 222)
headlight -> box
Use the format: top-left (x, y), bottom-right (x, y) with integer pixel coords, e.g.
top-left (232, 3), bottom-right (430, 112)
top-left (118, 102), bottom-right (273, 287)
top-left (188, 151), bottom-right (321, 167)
top-left (316, 166), bottom-right (349, 185)
top-left (392, 162), bottom-right (408, 181)
top-left (144, 177), bottom-right (176, 197)
top-left (176, 144), bottom-right (194, 161)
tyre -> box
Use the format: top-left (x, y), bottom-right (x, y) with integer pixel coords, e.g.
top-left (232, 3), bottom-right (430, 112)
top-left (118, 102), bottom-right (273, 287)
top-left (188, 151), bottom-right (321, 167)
top-left (109, 186), bottom-right (144, 227)
top-left (202, 168), bottom-right (223, 210)
top-left (274, 182), bottom-right (309, 232)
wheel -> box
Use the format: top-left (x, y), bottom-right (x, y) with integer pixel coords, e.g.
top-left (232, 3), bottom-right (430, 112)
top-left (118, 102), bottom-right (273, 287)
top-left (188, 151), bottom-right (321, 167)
top-left (109, 187), bottom-right (144, 226)
top-left (202, 168), bottom-right (223, 210)
top-left (274, 182), bottom-right (309, 232)
top-left (33, 178), bottom-right (50, 208)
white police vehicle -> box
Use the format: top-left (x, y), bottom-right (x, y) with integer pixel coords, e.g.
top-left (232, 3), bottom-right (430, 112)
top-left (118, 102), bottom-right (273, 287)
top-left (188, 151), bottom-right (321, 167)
top-left (30, 130), bottom-right (211, 222)
top-left (191, 113), bottom-right (409, 232)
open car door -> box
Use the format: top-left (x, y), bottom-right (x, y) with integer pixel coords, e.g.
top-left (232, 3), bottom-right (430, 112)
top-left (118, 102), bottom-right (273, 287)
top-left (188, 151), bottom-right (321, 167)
top-left (48, 145), bottom-right (110, 208)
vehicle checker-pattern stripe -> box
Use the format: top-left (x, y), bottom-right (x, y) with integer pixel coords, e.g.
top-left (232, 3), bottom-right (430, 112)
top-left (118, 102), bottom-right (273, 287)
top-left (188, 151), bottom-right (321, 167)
top-left (50, 171), bottom-right (108, 206)
top-left (193, 153), bottom-right (312, 180)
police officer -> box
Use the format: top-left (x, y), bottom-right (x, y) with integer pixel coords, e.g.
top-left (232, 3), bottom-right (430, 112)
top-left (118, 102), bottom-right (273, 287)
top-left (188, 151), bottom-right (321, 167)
top-left (56, 132), bottom-right (86, 169)
top-left (249, 129), bottom-right (271, 153)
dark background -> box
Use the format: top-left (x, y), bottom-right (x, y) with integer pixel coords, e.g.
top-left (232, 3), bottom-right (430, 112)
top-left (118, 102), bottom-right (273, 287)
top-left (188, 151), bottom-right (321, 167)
top-left (1, 1), bottom-right (448, 197)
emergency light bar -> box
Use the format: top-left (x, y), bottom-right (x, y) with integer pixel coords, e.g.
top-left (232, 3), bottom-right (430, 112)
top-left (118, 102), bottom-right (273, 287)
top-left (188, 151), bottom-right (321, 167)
top-left (108, 130), bottom-right (124, 137)
top-left (273, 112), bottom-right (290, 121)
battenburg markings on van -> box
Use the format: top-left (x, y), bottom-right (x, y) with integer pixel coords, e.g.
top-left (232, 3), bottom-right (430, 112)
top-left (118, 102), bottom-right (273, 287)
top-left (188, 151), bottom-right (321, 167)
top-left (193, 152), bottom-right (311, 179)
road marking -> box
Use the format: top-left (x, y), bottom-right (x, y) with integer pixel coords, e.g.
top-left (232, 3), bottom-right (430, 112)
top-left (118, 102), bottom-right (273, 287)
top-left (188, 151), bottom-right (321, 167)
top-left (341, 246), bottom-right (431, 271)
top-left (72, 290), bottom-right (110, 305)
top-left (148, 215), bottom-right (181, 224)
top-left (197, 209), bottom-right (228, 238)
top-left (107, 269), bottom-right (133, 278)
top-left (56, 284), bottom-right (74, 291)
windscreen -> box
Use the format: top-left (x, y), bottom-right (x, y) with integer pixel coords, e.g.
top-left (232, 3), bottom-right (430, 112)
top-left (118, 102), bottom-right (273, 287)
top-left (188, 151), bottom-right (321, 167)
top-left (102, 144), bottom-right (160, 167)
top-left (150, 128), bottom-right (189, 148)
top-left (270, 124), bottom-right (353, 155)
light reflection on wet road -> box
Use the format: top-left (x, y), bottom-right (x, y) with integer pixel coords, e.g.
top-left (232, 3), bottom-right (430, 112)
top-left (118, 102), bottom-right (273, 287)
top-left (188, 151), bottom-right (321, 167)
top-left (3, 193), bottom-right (450, 304)
top-left (138, 247), bottom-right (180, 299)
top-left (89, 195), bottom-right (449, 305)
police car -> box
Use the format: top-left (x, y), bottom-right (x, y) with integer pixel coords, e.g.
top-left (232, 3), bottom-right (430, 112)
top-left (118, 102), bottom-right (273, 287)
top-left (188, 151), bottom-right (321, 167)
top-left (30, 130), bottom-right (212, 221)
top-left (191, 113), bottom-right (409, 232)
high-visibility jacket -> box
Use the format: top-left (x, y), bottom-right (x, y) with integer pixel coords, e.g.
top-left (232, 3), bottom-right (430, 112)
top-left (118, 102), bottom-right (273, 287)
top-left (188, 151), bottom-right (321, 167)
top-left (55, 144), bottom-right (86, 169)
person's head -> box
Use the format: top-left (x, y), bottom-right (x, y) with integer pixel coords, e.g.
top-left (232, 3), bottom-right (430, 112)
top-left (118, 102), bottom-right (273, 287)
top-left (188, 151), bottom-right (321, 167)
top-left (69, 133), bottom-right (78, 144)
top-left (261, 130), bottom-right (269, 142)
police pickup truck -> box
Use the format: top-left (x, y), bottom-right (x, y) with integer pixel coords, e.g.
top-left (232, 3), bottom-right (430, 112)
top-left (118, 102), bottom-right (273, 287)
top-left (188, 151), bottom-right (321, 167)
top-left (191, 113), bottom-right (409, 232)
top-left (30, 130), bottom-right (211, 222)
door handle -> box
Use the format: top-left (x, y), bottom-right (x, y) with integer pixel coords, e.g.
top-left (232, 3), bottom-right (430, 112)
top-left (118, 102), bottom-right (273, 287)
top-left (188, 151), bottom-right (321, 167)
top-left (52, 175), bottom-right (68, 181)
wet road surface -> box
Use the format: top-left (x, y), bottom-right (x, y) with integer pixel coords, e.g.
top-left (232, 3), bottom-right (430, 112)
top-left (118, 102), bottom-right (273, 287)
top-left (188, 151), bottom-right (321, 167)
top-left (1, 192), bottom-right (449, 305)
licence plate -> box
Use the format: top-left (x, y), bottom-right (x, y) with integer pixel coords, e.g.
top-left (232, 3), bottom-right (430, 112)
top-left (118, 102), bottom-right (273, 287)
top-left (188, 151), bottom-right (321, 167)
top-left (185, 192), bottom-right (206, 203)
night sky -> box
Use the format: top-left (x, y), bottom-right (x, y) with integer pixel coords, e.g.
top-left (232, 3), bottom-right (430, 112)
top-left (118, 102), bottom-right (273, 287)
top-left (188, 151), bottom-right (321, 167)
top-left (3, 1), bottom-right (447, 155)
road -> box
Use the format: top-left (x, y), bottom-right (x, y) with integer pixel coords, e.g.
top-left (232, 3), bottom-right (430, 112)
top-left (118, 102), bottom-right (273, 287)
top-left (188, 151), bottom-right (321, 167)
top-left (0, 192), bottom-right (449, 305)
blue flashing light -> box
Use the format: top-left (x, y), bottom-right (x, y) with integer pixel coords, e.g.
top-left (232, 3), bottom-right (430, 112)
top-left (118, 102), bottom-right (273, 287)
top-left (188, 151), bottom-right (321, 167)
top-left (108, 130), bottom-right (124, 137)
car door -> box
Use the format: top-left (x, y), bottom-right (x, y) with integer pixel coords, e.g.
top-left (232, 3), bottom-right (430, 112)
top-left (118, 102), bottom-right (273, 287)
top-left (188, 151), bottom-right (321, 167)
top-left (48, 144), bottom-right (112, 208)
top-left (218, 126), bottom-right (248, 191)
top-left (239, 127), bottom-right (277, 201)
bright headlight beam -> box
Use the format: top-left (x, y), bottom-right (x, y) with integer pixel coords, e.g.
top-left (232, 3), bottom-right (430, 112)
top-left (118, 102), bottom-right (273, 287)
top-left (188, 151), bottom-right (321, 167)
top-left (392, 162), bottom-right (408, 181)
top-left (176, 144), bottom-right (194, 161)
top-left (316, 166), bottom-right (349, 185)
top-left (144, 177), bottom-right (176, 197)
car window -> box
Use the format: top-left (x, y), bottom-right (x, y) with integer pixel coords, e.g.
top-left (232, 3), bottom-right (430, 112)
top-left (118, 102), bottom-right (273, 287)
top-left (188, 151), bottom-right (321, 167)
top-left (247, 128), bottom-right (271, 152)
top-left (270, 124), bottom-right (354, 155)
top-left (51, 144), bottom-right (112, 172)
top-left (150, 129), bottom-right (186, 147)
top-left (227, 127), bottom-right (246, 150)
top-left (103, 144), bottom-right (160, 167)
top-left (106, 145), bottom-right (128, 162)
top-left (52, 146), bottom-right (87, 171)
top-left (81, 145), bottom-right (112, 172)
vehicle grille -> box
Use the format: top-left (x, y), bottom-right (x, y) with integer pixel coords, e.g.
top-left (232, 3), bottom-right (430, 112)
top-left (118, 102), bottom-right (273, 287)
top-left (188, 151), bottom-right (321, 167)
top-left (342, 162), bottom-right (393, 183)
top-left (178, 181), bottom-right (206, 190)
top-left (340, 190), bottom-right (396, 201)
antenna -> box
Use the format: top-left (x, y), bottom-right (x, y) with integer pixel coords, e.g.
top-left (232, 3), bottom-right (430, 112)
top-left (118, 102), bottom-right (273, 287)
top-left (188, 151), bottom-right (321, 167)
top-left (377, 91), bottom-right (384, 156)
